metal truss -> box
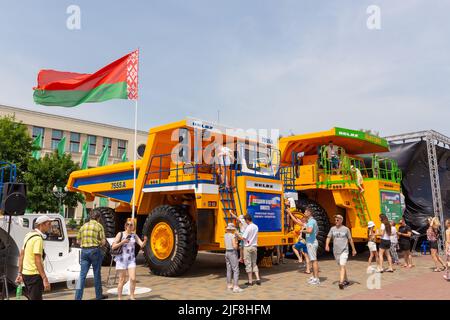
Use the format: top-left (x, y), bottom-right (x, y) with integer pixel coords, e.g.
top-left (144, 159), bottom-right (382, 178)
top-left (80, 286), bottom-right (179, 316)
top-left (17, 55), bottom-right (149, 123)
top-left (385, 130), bottom-right (449, 252)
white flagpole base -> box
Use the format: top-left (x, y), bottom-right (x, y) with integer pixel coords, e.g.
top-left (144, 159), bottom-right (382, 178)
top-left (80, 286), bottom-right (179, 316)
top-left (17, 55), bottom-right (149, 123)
top-left (107, 280), bottom-right (152, 296)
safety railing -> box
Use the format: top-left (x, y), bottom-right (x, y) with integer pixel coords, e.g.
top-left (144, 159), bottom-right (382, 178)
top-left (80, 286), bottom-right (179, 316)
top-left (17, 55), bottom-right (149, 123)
top-left (317, 145), bottom-right (402, 185)
top-left (144, 152), bottom-right (218, 188)
top-left (370, 155), bottom-right (402, 183)
top-left (279, 146), bottom-right (402, 191)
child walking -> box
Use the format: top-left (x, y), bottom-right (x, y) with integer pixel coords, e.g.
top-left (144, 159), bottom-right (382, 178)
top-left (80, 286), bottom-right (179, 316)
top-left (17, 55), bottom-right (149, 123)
top-left (367, 221), bottom-right (378, 269)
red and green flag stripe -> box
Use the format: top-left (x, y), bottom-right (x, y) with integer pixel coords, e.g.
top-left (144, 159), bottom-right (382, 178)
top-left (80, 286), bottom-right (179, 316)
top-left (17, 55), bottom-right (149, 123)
top-left (33, 50), bottom-right (138, 107)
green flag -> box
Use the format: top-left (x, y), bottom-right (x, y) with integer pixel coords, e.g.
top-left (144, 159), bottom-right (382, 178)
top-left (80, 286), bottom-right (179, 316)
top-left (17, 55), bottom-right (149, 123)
top-left (97, 145), bottom-right (109, 166)
top-left (80, 140), bottom-right (89, 169)
top-left (97, 145), bottom-right (110, 207)
top-left (121, 148), bottom-right (127, 162)
top-left (81, 199), bottom-right (88, 220)
top-left (99, 197), bottom-right (109, 207)
top-left (57, 136), bottom-right (66, 156)
top-left (31, 133), bottom-right (43, 160)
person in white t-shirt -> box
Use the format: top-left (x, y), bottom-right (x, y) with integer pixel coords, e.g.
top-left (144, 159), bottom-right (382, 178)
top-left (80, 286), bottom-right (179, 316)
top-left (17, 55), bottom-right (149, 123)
top-left (351, 165), bottom-right (364, 193)
top-left (216, 144), bottom-right (235, 188)
top-left (377, 214), bottom-right (395, 273)
top-left (237, 214), bottom-right (260, 286)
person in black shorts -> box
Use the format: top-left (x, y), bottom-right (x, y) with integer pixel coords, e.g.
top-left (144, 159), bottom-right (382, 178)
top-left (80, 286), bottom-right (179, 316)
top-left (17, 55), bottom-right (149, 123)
top-left (397, 219), bottom-right (413, 268)
top-left (377, 214), bottom-right (394, 273)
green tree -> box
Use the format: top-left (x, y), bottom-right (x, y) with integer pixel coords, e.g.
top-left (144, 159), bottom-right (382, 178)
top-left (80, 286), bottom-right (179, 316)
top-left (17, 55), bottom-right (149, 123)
top-left (24, 151), bottom-right (83, 213)
top-left (0, 115), bottom-right (37, 180)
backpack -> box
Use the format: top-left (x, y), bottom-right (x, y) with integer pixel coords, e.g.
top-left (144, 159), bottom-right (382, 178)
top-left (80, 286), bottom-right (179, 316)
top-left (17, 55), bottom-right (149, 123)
top-left (24, 233), bottom-right (46, 261)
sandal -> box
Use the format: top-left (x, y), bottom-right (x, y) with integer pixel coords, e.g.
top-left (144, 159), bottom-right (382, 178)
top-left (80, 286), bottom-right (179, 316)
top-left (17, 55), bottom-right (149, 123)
top-left (433, 268), bottom-right (440, 272)
top-left (385, 269), bottom-right (394, 273)
top-left (304, 270), bottom-right (311, 274)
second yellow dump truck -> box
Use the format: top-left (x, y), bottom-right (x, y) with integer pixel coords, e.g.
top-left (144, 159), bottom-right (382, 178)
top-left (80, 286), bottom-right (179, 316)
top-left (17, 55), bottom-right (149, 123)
top-left (279, 127), bottom-right (403, 254)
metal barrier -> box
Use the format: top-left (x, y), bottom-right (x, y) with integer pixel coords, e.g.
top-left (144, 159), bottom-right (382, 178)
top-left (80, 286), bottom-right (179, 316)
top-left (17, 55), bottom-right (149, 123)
top-left (144, 152), bottom-right (217, 187)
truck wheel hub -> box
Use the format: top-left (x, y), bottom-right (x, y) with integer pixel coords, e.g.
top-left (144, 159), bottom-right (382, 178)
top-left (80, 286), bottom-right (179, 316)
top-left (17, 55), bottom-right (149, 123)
top-left (151, 222), bottom-right (174, 260)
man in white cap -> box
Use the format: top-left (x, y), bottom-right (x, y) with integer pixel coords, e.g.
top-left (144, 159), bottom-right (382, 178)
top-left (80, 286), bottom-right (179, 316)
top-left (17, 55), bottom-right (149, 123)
top-left (216, 144), bottom-right (235, 189)
top-left (15, 215), bottom-right (54, 300)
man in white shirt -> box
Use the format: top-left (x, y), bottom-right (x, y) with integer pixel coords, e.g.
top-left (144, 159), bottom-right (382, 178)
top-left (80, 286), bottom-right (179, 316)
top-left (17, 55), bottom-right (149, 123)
top-left (216, 144), bottom-right (234, 188)
top-left (238, 214), bottom-right (261, 286)
top-left (228, 210), bottom-right (248, 263)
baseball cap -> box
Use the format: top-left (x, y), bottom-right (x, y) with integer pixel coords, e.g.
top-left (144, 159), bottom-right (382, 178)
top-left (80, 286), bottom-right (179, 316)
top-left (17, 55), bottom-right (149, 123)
top-left (367, 221), bottom-right (375, 228)
top-left (35, 215), bottom-right (55, 225)
top-left (226, 223), bottom-right (236, 231)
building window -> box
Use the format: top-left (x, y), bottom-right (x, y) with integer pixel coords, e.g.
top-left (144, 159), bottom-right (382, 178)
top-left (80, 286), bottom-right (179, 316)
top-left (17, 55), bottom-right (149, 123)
top-left (32, 126), bottom-right (44, 139)
top-left (66, 207), bottom-right (75, 219)
top-left (51, 129), bottom-right (63, 150)
top-left (118, 139), bottom-right (127, 159)
top-left (88, 135), bottom-right (96, 155)
top-left (103, 137), bottom-right (112, 155)
top-left (70, 132), bottom-right (80, 153)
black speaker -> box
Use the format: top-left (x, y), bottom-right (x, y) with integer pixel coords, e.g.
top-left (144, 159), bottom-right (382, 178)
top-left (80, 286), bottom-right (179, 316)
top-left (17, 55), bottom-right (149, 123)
top-left (1, 182), bottom-right (27, 216)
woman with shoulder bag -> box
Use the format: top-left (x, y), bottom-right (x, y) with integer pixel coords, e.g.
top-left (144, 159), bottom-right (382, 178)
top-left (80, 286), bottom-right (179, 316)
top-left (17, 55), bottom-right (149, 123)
top-left (112, 218), bottom-right (147, 300)
top-left (427, 217), bottom-right (446, 272)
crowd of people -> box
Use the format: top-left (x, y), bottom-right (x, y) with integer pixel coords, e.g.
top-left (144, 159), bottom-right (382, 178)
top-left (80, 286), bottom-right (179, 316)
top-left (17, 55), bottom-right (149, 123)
top-left (222, 198), bottom-right (450, 292)
top-left (14, 207), bottom-right (450, 300)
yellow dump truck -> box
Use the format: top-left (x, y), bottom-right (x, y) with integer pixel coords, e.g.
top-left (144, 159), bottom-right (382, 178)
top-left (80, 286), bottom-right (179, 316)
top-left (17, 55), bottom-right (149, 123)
top-left (67, 118), bottom-right (295, 276)
top-left (279, 127), bottom-right (403, 254)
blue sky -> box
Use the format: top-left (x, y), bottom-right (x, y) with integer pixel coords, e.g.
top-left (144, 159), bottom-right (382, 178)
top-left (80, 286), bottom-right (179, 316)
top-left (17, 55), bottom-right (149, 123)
top-left (0, 0), bottom-right (449, 136)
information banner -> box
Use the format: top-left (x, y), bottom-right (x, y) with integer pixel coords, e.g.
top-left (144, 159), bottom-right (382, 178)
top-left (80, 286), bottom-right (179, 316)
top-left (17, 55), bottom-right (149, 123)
top-left (246, 192), bottom-right (281, 232)
top-left (380, 190), bottom-right (403, 223)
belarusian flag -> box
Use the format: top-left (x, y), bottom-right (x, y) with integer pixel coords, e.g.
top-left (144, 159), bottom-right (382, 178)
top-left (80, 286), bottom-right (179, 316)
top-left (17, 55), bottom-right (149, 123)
top-left (33, 50), bottom-right (139, 107)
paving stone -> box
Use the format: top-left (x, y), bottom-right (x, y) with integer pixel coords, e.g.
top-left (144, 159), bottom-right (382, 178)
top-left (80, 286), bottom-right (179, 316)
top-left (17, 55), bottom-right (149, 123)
top-left (44, 252), bottom-right (449, 300)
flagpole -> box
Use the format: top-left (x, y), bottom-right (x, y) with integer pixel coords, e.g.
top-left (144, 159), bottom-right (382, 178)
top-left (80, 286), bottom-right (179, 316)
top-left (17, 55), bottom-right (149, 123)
top-left (132, 99), bottom-right (137, 220)
top-left (132, 48), bottom-right (140, 220)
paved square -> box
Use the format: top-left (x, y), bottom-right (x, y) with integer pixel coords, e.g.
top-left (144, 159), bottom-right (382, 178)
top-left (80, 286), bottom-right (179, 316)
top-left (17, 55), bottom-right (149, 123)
top-left (44, 251), bottom-right (449, 300)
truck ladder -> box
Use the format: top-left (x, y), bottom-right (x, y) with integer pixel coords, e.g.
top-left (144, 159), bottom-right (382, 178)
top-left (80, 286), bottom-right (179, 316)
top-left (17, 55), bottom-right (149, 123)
top-left (349, 189), bottom-right (371, 227)
top-left (219, 187), bottom-right (238, 224)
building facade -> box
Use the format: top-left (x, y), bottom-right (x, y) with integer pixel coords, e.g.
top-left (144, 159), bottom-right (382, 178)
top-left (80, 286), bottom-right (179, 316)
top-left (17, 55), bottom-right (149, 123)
top-left (0, 104), bottom-right (148, 219)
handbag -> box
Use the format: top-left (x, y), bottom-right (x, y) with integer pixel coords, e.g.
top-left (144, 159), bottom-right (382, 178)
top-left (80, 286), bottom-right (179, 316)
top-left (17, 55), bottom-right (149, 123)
top-left (110, 232), bottom-right (124, 256)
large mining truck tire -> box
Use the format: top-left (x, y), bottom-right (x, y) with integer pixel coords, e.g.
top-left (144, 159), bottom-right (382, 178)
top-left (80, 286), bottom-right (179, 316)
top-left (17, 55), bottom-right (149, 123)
top-left (92, 207), bottom-right (116, 266)
top-left (295, 197), bottom-right (331, 256)
top-left (142, 205), bottom-right (197, 277)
